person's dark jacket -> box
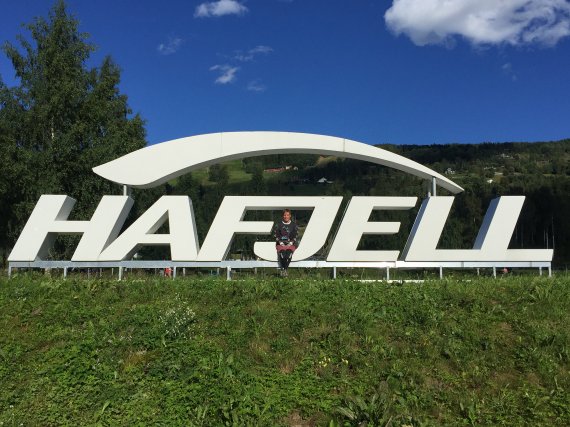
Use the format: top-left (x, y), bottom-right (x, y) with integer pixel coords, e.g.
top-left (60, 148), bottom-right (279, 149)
top-left (272, 220), bottom-right (298, 246)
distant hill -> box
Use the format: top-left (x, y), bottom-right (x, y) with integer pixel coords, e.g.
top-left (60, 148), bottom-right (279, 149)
top-left (164, 139), bottom-right (569, 266)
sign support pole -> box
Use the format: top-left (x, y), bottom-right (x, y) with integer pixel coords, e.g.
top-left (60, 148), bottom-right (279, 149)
top-left (119, 185), bottom-right (130, 286)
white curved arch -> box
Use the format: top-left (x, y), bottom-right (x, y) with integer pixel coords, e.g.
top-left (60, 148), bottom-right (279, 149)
top-left (93, 132), bottom-right (463, 194)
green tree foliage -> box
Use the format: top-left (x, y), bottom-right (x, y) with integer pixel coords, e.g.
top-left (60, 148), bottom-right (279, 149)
top-left (249, 163), bottom-right (267, 195)
top-left (0, 0), bottom-right (146, 261)
top-left (208, 164), bottom-right (229, 186)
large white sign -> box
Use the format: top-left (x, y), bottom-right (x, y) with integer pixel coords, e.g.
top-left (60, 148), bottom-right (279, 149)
top-left (8, 132), bottom-right (553, 263)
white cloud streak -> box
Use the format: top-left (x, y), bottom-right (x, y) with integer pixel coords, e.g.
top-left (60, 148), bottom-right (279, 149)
top-left (210, 64), bottom-right (240, 84)
top-left (247, 80), bottom-right (267, 92)
top-left (194, 0), bottom-right (248, 18)
top-left (210, 45), bottom-right (272, 88)
top-left (249, 45), bottom-right (273, 54)
top-left (502, 62), bottom-right (518, 81)
top-left (234, 45), bottom-right (273, 61)
top-left (385, 0), bottom-right (570, 47)
top-left (157, 37), bottom-right (183, 55)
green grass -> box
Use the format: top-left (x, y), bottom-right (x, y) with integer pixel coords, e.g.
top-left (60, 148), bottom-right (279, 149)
top-left (197, 160), bottom-right (253, 186)
top-left (168, 160), bottom-right (254, 187)
top-left (1, 274), bottom-right (569, 425)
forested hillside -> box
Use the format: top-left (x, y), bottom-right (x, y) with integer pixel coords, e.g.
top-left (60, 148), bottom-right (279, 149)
top-left (156, 139), bottom-right (569, 266)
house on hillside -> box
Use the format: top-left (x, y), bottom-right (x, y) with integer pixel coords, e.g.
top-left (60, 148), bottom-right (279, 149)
top-left (264, 167), bottom-right (286, 173)
top-left (263, 165), bottom-right (294, 173)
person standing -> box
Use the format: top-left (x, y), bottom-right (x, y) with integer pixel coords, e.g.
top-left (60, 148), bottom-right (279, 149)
top-left (272, 209), bottom-right (298, 277)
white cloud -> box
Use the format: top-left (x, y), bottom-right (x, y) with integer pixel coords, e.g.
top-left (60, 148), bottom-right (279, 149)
top-left (249, 45), bottom-right (273, 54)
top-left (234, 45), bottom-right (273, 61)
top-left (247, 79), bottom-right (267, 92)
top-left (157, 37), bottom-right (183, 55)
top-left (210, 64), bottom-right (239, 84)
top-left (502, 62), bottom-right (518, 81)
top-left (385, 0), bottom-right (570, 47)
top-left (195, 0), bottom-right (248, 18)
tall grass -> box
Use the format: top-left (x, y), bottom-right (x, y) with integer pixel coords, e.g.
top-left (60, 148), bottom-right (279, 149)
top-left (1, 275), bottom-right (569, 425)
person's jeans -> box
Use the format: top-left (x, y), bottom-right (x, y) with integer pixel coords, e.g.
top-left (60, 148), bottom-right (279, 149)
top-left (278, 249), bottom-right (293, 269)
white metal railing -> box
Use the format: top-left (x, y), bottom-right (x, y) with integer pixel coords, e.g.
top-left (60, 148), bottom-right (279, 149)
top-left (8, 260), bottom-right (552, 280)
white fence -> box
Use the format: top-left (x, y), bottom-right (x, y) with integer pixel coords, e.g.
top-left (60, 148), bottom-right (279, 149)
top-left (8, 260), bottom-right (552, 280)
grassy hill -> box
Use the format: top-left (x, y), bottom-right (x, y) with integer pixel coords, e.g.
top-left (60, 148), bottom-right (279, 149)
top-left (1, 274), bottom-right (569, 425)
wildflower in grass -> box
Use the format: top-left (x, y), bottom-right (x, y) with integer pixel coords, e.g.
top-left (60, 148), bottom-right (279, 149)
top-left (318, 355), bottom-right (332, 368)
top-left (159, 294), bottom-right (197, 341)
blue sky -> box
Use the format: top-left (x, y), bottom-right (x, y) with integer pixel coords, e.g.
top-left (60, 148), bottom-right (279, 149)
top-left (1, 0), bottom-right (570, 146)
